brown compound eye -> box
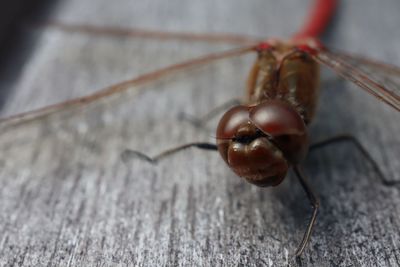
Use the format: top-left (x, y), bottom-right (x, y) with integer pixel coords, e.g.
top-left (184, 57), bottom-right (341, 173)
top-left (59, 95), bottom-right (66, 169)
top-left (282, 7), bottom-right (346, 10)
top-left (216, 105), bottom-right (250, 167)
top-left (216, 105), bottom-right (250, 140)
top-left (249, 100), bottom-right (307, 136)
top-left (249, 100), bottom-right (309, 163)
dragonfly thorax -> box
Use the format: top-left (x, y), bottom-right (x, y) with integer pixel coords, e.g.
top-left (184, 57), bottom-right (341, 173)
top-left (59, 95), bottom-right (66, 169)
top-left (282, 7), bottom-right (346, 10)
top-left (248, 40), bottom-right (321, 124)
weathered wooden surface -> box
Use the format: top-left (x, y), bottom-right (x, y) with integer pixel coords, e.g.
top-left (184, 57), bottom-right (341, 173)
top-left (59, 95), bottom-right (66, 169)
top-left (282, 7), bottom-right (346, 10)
top-left (0, 0), bottom-right (399, 266)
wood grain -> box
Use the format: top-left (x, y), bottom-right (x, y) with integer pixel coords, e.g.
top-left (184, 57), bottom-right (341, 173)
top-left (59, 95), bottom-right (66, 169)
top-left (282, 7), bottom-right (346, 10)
top-left (0, 0), bottom-right (399, 266)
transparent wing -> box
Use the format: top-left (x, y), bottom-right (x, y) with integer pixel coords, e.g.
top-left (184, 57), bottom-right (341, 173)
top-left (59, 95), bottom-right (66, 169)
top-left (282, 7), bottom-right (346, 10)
top-left (0, 44), bottom-right (254, 181)
top-left (313, 48), bottom-right (400, 111)
top-left (0, 46), bottom-right (253, 128)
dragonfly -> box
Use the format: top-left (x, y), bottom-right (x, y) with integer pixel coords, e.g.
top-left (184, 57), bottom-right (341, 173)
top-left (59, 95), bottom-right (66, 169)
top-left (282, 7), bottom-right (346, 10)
top-left (0, 0), bottom-right (399, 260)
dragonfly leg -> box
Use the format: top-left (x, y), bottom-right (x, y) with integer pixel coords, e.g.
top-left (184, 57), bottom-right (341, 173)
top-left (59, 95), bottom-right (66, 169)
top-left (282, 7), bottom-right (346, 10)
top-left (310, 134), bottom-right (400, 186)
top-left (293, 165), bottom-right (320, 257)
top-left (121, 142), bottom-right (217, 164)
top-left (179, 98), bottom-right (242, 129)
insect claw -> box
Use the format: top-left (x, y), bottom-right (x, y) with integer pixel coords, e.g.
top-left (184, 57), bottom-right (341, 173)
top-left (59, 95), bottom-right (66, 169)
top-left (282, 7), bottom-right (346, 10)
top-left (294, 248), bottom-right (304, 258)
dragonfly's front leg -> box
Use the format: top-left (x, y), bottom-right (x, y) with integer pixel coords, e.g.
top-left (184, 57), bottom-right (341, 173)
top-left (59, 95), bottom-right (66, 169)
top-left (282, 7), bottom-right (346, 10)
top-left (121, 143), bottom-right (217, 164)
top-left (293, 165), bottom-right (320, 257)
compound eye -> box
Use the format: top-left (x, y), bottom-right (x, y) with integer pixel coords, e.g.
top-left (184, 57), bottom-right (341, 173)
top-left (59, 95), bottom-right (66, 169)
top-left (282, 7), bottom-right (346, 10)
top-left (216, 105), bottom-right (250, 139)
top-left (249, 100), bottom-right (306, 137)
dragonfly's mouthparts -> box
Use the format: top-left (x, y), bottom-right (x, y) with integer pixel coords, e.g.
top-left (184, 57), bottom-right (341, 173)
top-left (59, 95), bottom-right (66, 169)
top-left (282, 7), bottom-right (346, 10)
top-left (225, 136), bottom-right (288, 187)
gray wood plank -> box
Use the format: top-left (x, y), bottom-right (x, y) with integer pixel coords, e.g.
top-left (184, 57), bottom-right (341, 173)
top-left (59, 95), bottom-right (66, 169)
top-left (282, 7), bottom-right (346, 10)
top-left (0, 0), bottom-right (399, 266)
